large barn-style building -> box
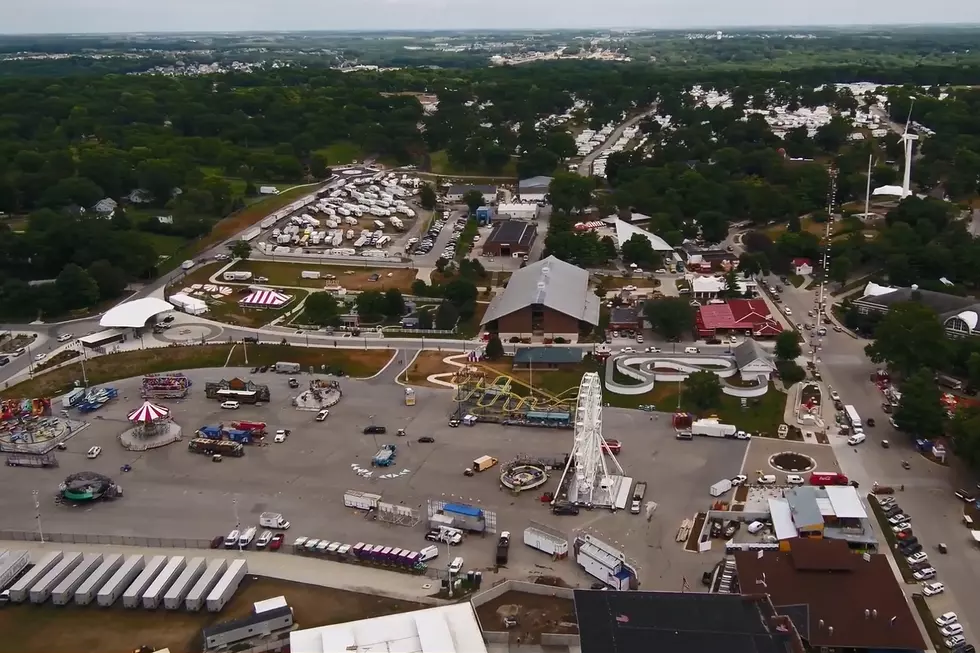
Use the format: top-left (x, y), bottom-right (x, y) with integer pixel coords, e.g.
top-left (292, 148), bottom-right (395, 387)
top-left (480, 256), bottom-right (599, 343)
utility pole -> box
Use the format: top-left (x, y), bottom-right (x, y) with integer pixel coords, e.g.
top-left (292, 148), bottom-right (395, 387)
top-left (33, 490), bottom-right (44, 543)
top-left (812, 167), bottom-right (837, 366)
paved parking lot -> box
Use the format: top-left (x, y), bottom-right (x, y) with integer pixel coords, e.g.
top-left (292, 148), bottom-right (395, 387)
top-left (741, 437), bottom-right (841, 483)
top-left (0, 369), bottom-right (746, 591)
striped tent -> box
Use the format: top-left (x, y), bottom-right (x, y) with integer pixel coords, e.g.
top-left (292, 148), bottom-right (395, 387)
top-left (239, 289), bottom-right (291, 308)
top-left (127, 400), bottom-right (170, 424)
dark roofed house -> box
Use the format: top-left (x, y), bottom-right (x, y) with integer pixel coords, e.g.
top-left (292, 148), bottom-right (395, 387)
top-left (512, 346), bottom-right (584, 369)
top-left (854, 285), bottom-right (980, 339)
top-left (481, 256), bottom-right (599, 343)
top-left (575, 589), bottom-right (806, 653)
top-left (481, 219), bottom-right (537, 258)
top-left (734, 540), bottom-right (926, 652)
top-left (609, 306), bottom-right (641, 332)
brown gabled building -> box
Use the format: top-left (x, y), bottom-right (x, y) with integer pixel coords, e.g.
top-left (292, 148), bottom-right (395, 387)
top-left (734, 538), bottom-right (926, 652)
top-left (481, 256), bottom-right (599, 343)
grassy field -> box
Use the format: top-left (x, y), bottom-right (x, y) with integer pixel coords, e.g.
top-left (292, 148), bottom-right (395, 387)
top-left (1, 345), bottom-right (235, 399)
top-left (316, 141), bottom-right (365, 166)
top-left (227, 260), bottom-right (418, 292)
top-left (398, 350), bottom-right (460, 387)
top-left (228, 345), bottom-right (393, 378)
top-left (0, 575), bottom-right (423, 653)
top-left (167, 262), bottom-right (225, 290)
top-left (428, 150), bottom-right (518, 178)
top-left (195, 184), bottom-right (319, 253)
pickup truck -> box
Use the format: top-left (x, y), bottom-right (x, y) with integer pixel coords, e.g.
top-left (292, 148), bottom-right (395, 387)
top-left (496, 531), bottom-right (510, 565)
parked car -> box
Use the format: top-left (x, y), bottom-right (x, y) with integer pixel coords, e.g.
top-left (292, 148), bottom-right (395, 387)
top-left (731, 474), bottom-right (748, 486)
top-left (786, 475), bottom-right (805, 485)
top-left (57, 333), bottom-right (73, 342)
top-left (418, 436), bottom-right (435, 443)
top-left (907, 552), bottom-right (929, 565)
top-left (220, 400), bottom-right (240, 410)
top-left (602, 439), bottom-right (622, 454)
top-left (86, 446), bottom-right (102, 459)
top-left (913, 567), bottom-right (937, 581)
top-left (270, 533), bottom-right (284, 551)
top-left (922, 582), bottom-right (945, 596)
top-left (937, 613), bottom-right (959, 628)
top-left (945, 635), bottom-right (966, 650)
top-left (274, 430), bottom-right (287, 443)
top-left (363, 425), bottom-right (386, 434)
top-left (940, 624), bottom-right (964, 638)
top-left (888, 514), bottom-right (911, 525)
top-left (256, 530), bottom-right (273, 548)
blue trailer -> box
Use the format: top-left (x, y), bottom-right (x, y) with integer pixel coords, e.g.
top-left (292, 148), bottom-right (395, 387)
top-left (443, 502), bottom-right (486, 532)
top-left (226, 430), bottom-right (253, 444)
top-left (197, 426), bottom-right (222, 440)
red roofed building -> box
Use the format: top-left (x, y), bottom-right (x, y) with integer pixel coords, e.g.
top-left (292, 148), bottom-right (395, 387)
top-left (696, 299), bottom-right (784, 338)
top-left (792, 258), bottom-right (813, 276)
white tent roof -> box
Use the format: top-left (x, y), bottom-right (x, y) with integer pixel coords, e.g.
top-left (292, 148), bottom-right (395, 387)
top-left (168, 293), bottom-right (207, 310)
top-left (861, 282), bottom-right (900, 299)
top-left (872, 184), bottom-right (906, 197)
top-left (768, 498), bottom-right (798, 541)
top-left (100, 297), bottom-right (174, 328)
top-left (825, 486), bottom-right (867, 519)
top-left (240, 290), bottom-right (291, 307)
top-left (613, 219), bottom-right (674, 252)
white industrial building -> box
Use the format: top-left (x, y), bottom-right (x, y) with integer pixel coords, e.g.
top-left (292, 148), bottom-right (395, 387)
top-left (517, 176), bottom-right (552, 203)
top-left (167, 293), bottom-right (208, 315)
top-left (496, 202), bottom-right (539, 221)
top-left (289, 603), bottom-right (487, 653)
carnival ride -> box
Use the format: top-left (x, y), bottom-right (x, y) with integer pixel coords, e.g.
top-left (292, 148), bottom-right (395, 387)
top-left (59, 471), bottom-right (122, 502)
top-left (141, 373), bottom-right (192, 399)
top-left (604, 352), bottom-right (770, 398)
top-left (205, 377), bottom-right (271, 404)
top-left (499, 457), bottom-right (550, 492)
top-left (553, 372), bottom-right (629, 509)
top-left (294, 379), bottom-right (342, 411)
top-left (453, 370), bottom-right (577, 425)
top-left (76, 387), bottom-right (119, 413)
top-left (118, 400), bottom-right (182, 451)
top-left (0, 397), bottom-right (76, 454)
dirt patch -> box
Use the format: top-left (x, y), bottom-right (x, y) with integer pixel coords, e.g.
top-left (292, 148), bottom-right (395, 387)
top-left (0, 334), bottom-right (36, 354)
top-left (474, 590), bottom-right (578, 645)
top-left (2, 345), bottom-right (234, 399)
top-left (685, 512), bottom-right (707, 552)
top-left (815, 431), bottom-right (830, 445)
top-left (734, 485), bottom-right (749, 503)
top-left (769, 451), bottom-right (816, 473)
top-left (227, 260), bottom-right (417, 292)
top-left (533, 576), bottom-right (572, 588)
top-left (34, 350), bottom-right (81, 372)
top-left (399, 351), bottom-right (460, 387)
top-left (0, 575), bottom-right (423, 653)
top-left (228, 345), bottom-right (393, 378)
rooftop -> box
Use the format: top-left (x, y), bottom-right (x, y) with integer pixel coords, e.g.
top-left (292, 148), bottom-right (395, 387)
top-left (734, 542), bottom-right (925, 650)
top-left (733, 339), bottom-right (775, 370)
top-left (482, 256), bottom-right (599, 327)
top-left (613, 219), bottom-right (674, 252)
top-left (519, 175), bottom-right (553, 190)
top-left (447, 184), bottom-right (497, 195)
top-left (574, 589), bottom-right (805, 653)
top-left (203, 605), bottom-right (292, 639)
top-left (100, 297), bottom-right (174, 329)
top-left (289, 603), bottom-right (487, 653)
top-left (485, 219), bottom-right (536, 247)
top-left (513, 346), bottom-right (584, 365)
top-left (696, 300), bottom-right (782, 335)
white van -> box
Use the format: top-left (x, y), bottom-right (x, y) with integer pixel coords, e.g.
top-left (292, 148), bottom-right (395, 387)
top-left (684, 346), bottom-right (700, 354)
top-left (847, 433), bottom-right (867, 445)
top-left (239, 527), bottom-right (257, 547)
top-left (747, 521), bottom-right (766, 534)
top-left (448, 556), bottom-right (464, 574)
top-left (419, 545), bottom-right (439, 562)
top-left (756, 474), bottom-right (776, 485)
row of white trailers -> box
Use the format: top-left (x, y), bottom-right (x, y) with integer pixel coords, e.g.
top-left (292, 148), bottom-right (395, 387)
top-left (4, 549), bottom-right (247, 612)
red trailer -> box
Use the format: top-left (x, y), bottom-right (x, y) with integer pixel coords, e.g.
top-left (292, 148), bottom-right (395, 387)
top-left (232, 421), bottom-right (267, 435)
top-left (809, 471), bottom-right (848, 486)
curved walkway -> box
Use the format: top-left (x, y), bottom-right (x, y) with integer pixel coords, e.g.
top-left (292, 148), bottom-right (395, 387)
top-left (605, 352), bottom-right (770, 398)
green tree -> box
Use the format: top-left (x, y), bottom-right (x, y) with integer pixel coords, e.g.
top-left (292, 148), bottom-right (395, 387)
top-left (718, 269), bottom-right (742, 299)
top-left (55, 263), bottom-right (99, 311)
top-left (443, 279), bottom-right (478, 309)
top-left (411, 279), bottom-right (430, 297)
top-left (695, 210), bottom-right (729, 244)
top-left (775, 360), bottom-right (807, 385)
top-left (435, 301), bottom-right (459, 330)
top-left (865, 302), bottom-right (947, 376)
top-left (894, 368), bottom-right (946, 437)
top-left (356, 290), bottom-right (387, 322)
top-left (485, 334), bottom-right (505, 360)
top-left (87, 259), bottom-right (127, 300)
top-left (774, 330), bottom-right (802, 361)
top-left (419, 183), bottom-right (437, 211)
top-left (830, 253), bottom-right (852, 285)
top-left (643, 298), bottom-right (695, 340)
top-left (229, 240), bottom-right (252, 260)
top-left (685, 371), bottom-right (722, 410)
top-left (384, 288), bottom-right (406, 320)
top-left (304, 292), bottom-right (341, 326)
top-left (948, 406), bottom-right (980, 471)
top-left (462, 190), bottom-right (485, 215)
top-left (968, 352), bottom-right (980, 391)
top-left (620, 234), bottom-right (661, 268)
top-left (418, 308), bottom-right (434, 330)
top-left (547, 173), bottom-right (593, 213)
top-left (738, 252), bottom-right (761, 277)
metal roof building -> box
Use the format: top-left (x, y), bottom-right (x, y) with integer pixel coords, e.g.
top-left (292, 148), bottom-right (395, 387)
top-left (481, 219), bottom-right (537, 257)
top-left (100, 297), bottom-right (174, 328)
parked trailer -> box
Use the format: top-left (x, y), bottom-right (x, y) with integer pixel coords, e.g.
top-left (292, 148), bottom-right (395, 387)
top-left (206, 559), bottom-right (248, 612)
top-left (0, 550), bottom-right (30, 591)
top-left (51, 553), bottom-right (102, 605)
top-left (75, 553), bottom-right (122, 605)
top-left (30, 552), bottom-right (82, 604)
top-left (241, 227), bottom-right (261, 242)
top-left (8, 551), bottom-right (63, 603)
top-left (344, 490), bottom-right (382, 511)
top-left (523, 527), bottom-right (569, 558)
top-left (97, 555), bottom-right (145, 607)
top-left (142, 556), bottom-right (186, 609)
top-left (163, 557), bottom-right (206, 610)
top-left (185, 559), bottom-right (227, 612)
top-left (122, 554), bottom-right (167, 608)
top-left (259, 216), bottom-right (277, 229)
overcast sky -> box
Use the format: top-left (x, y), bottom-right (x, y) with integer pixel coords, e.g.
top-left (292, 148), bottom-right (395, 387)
top-left (4, 0), bottom-right (978, 35)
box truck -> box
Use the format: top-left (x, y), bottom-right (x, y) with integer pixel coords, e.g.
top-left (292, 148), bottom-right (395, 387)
top-left (206, 559), bottom-right (247, 612)
top-left (30, 551), bottom-right (82, 604)
top-left (631, 483), bottom-right (647, 514)
top-left (0, 550), bottom-right (29, 593)
top-left (259, 512), bottom-right (291, 529)
top-left (74, 553), bottom-right (122, 605)
top-left (97, 555), bottom-right (145, 607)
top-left (163, 557), bottom-right (206, 610)
top-left (275, 361), bottom-right (301, 374)
top-left (186, 559), bottom-right (227, 612)
top-left (709, 478), bottom-right (733, 497)
top-left (8, 551), bottom-right (63, 603)
top-left (301, 270), bottom-right (321, 280)
top-left (143, 556), bottom-right (186, 609)
top-left (343, 490), bottom-right (382, 511)
top-left (122, 554), bottom-right (167, 608)
top-left (51, 553), bottom-right (102, 605)
top-left (524, 526), bottom-right (569, 558)
top-left (691, 419), bottom-right (737, 438)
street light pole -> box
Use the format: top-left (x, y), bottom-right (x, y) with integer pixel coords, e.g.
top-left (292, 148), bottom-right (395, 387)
top-left (233, 495), bottom-right (242, 553)
top-left (33, 490), bottom-right (44, 543)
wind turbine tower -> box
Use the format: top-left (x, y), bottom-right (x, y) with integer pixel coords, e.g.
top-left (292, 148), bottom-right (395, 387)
top-left (901, 98), bottom-right (918, 198)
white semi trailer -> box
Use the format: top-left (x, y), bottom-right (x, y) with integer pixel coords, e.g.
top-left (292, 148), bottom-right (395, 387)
top-left (51, 553), bottom-right (103, 605)
top-left (163, 557), bottom-right (206, 610)
top-left (30, 551), bottom-right (82, 604)
top-left (74, 553), bottom-right (122, 605)
top-left (142, 556), bottom-right (186, 609)
top-left (97, 555), bottom-right (145, 607)
top-left (206, 559), bottom-right (248, 612)
top-left (122, 554), bottom-right (167, 608)
top-left (8, 551), bottom-right (62, 603)
top-left (185, 559), bottom-right (226, 612)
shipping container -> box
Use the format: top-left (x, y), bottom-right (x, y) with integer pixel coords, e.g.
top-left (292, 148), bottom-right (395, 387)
top-left (51, 553), bottom-right (102, 605)
top-left (143, 556), bottom-right (186, 609)
top-left (122, 555), bottom-right (167, 608)
top-left (30, 551), bottom-right (82, 604)
top-left (163, 557), bottom-right (206, 610)
top-left (259, 216), bottom-right (277, 229)
top-left (0, 550), bottom-right (30, 592)
top-left (301, 270), bottom-right (321, 280)
top-left (97, 555), bottom-right (145, 607)
top-left (8, 551), bottom-right (63, 603)
top-left (206, 559), bottom-right (247, 612)
top-left (344, 490), bottom-right (382, 511)
top-left (75, 553), bottom-right (122, 605)
top-left (185, 559), bottom-right (227, 612)
top-left (241, 227), bottom-right (261, 242)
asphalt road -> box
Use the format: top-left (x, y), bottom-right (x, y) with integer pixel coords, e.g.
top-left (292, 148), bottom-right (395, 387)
top-left (576, 110), bottom-right (653, 177)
